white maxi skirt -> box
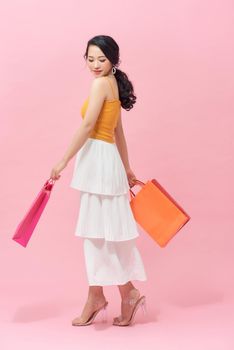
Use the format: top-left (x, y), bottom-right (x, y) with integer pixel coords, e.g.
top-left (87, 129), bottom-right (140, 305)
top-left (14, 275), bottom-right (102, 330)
top-left (70, 138), bottom-right (147, 286)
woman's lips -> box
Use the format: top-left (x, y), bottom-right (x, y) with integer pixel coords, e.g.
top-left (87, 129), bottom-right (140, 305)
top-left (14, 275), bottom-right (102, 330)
top-left (94, 70), bottom-right (102, 73)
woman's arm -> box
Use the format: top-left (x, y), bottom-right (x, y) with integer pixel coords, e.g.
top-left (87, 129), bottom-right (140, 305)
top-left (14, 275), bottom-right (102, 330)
top-left (62, 78), bottom-right (106, 164)
top-left (61, 123), bottom-right (92, 165)
top-left (114, 112), bottom-right (137, 187)
top-left (50, 78), bottom-right (106, 180)
top-left (114, 112), bottom-right (131, 171)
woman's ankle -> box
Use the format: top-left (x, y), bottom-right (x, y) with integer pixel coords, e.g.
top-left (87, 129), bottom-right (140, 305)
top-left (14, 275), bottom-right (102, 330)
top-left (118, 282), bottom-right (138, 300)
top-left (121, 288), bottom-right (140, 304)
top-left (87, 293), bottom-right (106, 304)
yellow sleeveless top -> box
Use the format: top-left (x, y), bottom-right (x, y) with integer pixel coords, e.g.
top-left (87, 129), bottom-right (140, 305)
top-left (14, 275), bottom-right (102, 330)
top-left (80, 76), bottom-right (121, 143)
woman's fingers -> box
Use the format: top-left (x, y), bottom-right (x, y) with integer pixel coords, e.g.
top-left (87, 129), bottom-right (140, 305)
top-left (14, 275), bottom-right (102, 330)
top-left (129, 177), bottom-right (137, 187)
top-left (50, 159), bottom-right (67, 180)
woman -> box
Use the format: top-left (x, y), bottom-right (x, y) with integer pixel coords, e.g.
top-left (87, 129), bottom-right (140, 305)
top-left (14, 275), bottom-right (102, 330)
top-left (50, 35), bottom-right (147, 326)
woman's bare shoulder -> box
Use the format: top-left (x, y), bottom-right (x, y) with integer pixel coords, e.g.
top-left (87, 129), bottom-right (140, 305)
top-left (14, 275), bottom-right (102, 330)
top-left (88, 77), bottom-right (107, 102)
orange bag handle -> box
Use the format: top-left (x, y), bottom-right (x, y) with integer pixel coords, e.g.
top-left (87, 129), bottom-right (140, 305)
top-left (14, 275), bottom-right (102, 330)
top-left (129, 179), bottom-right (145, 198)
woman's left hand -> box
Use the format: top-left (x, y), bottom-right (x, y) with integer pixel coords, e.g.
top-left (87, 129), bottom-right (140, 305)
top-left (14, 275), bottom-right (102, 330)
top-left (50, 159), bottom-right (68, 181)
top-left (126, 167), bottom-right (137, 188)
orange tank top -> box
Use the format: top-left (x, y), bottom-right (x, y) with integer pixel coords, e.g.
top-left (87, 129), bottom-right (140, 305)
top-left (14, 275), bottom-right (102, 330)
top-left (80, 76), bottom-right (121, 143)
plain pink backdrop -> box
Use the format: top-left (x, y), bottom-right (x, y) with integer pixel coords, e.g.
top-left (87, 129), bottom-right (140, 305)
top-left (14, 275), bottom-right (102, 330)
top-left (1, 0), bottom-right (233, 349)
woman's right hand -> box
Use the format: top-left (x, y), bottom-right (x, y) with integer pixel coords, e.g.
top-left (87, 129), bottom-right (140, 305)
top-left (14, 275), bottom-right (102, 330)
top-left (126, 168), bottom-right (137, 188)
top-left (50, 159), bottom-right (68, 181)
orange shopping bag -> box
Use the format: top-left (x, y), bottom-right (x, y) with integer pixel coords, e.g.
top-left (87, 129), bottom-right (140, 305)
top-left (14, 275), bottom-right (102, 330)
top-left (129, 179), bottom-right (191, 247)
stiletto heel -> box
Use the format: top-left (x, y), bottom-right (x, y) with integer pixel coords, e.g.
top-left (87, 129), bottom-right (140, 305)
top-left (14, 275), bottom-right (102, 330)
top-left (101, 303), bottom-right (108, 323)
top-left (141, 297), bottom-right (147, 316)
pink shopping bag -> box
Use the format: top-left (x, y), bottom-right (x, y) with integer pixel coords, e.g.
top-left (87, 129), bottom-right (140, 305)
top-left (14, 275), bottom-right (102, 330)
top-left (12, 177), bottom-right (56, 247)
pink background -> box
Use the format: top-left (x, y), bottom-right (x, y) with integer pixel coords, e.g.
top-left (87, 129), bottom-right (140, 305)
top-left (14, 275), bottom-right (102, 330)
top-left (1, 0), bottom-right (233, 349)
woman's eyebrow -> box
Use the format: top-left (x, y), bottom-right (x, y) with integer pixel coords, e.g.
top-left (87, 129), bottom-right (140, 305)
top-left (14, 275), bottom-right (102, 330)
top-left (88, 55), bottom-right (106, 58)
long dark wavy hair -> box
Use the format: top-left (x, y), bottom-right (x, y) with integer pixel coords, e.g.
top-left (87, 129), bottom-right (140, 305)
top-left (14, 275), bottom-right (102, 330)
top-left (83, 35), bottom-right (137, 111)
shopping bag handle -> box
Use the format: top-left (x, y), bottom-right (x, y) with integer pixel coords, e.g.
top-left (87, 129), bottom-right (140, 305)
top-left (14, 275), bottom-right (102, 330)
top-left (129, 179), bottom-right (145, 198)
top-left (44, 177), bottom-right (56, 191)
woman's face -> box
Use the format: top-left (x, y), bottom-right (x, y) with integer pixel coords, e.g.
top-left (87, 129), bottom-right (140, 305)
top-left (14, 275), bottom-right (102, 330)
top-left (86, 45), bottom-right (112, 78)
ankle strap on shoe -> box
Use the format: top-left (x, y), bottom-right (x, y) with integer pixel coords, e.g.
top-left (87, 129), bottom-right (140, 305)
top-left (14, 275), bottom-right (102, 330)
top-left (122, 298), bottom-right (138, 305)
top-left (122, 289), bottom-right (140, 305)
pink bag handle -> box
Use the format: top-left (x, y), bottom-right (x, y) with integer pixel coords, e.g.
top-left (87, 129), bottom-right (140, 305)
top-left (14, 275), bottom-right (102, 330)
top-left (44, 177), bottom-right (56, 191)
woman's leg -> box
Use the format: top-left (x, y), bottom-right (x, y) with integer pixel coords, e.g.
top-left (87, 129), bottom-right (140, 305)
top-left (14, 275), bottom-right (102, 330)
top-left (75, 286), bottom-right (107, 322)
top-left (115, 281), bottom-right (141, 322)
top-left (118, 281), bottom-right (136, 299)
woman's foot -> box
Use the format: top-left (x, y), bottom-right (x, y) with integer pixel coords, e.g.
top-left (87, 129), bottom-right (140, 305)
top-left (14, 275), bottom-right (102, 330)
top-left (72, 295), bottom-right (107, 325)
top-left (113, 288), bottom-right (144, 326)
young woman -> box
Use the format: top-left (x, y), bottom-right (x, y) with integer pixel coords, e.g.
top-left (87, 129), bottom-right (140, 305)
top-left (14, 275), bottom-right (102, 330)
top-left (50, 35), bottom-right (147, 326)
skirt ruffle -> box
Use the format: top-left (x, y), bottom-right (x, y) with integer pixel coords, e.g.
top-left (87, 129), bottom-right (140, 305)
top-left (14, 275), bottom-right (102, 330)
top-left (70, 138), bottom-right (130, 195)
top-left (70, 138), bottom-right (147, 285)
top-left (74, 191), bottom-right (139, 241)
top-left (70, 137), bottom-right (140, 242)
top-left (83, 238), bottom-right (147, 286)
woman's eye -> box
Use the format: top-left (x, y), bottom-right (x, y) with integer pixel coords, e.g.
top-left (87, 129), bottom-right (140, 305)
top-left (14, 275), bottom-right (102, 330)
top-left (88, 60), bottom-right (106, 63)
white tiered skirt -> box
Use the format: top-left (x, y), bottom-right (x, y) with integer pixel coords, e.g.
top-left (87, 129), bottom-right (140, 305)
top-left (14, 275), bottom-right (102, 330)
top-left (70, 137), bottom-right (147, 286)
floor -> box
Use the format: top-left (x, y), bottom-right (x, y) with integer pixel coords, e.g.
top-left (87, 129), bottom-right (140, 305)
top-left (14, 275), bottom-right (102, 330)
top-left (1, 280), bottom-right (234, 350)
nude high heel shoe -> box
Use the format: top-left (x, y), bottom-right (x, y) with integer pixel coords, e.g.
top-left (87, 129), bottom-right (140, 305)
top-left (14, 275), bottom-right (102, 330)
top-left (112, 289), bottom-right (147, 326)
top-left (72, 300), bottom-right (108, 326)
